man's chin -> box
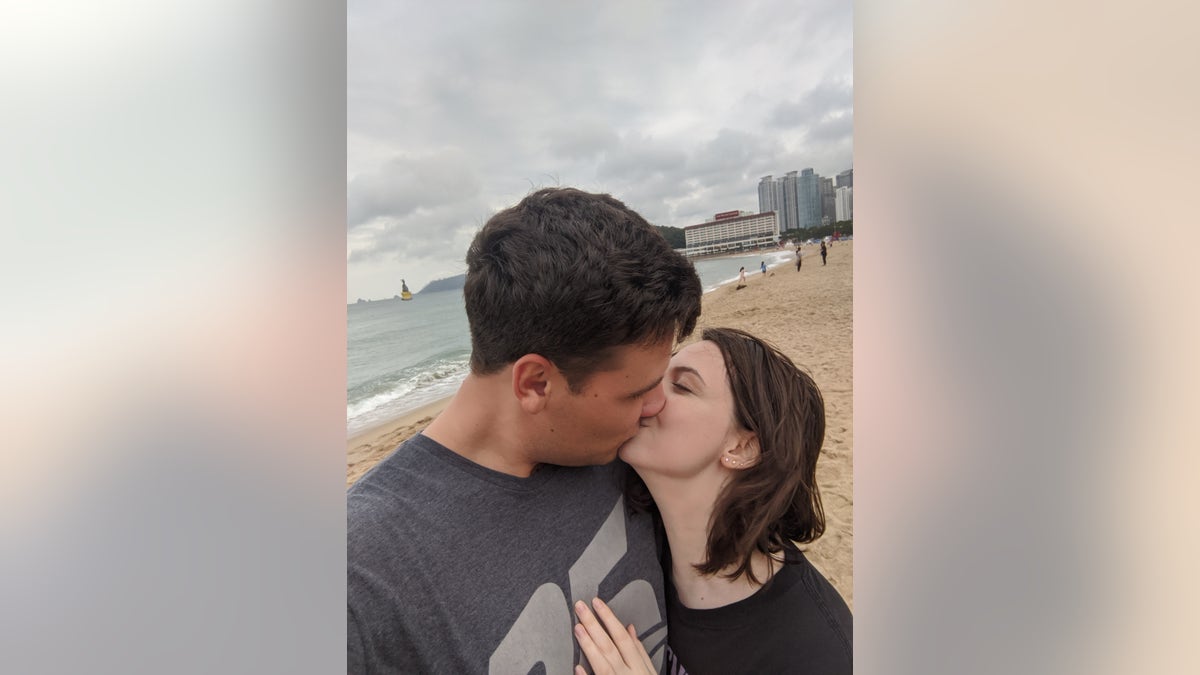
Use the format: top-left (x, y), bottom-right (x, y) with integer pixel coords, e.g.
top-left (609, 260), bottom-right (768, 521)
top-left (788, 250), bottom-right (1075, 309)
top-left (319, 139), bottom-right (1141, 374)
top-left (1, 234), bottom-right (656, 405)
top-left (588, 444), bottom-right (622, 466)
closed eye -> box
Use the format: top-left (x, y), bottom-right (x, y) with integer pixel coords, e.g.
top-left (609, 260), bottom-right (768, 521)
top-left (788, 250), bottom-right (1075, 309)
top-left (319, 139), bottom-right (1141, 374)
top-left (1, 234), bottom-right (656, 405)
top-left (672, 382), bottom-right (692, 394)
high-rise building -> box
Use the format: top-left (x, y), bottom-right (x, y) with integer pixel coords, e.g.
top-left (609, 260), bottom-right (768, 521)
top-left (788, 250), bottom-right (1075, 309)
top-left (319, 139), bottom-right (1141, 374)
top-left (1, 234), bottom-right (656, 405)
top-left (760, 168), bottom-right (849, 231)
top-left (820, 176), bottom-right (836, 225)
top-left (797, 168), bottom-right (822, 229)
top-left (757, 175), bottom-right (780, 218)
top-left (780, 171), bottom-right (800, 231)
top-left (836, 169), bottom-right (853, 189)
top-left (835, 186), bottom-right (853, 222)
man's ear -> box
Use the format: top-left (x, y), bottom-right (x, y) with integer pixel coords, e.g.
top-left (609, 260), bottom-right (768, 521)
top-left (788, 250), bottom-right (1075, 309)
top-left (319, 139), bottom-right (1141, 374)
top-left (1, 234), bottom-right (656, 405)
top-left (719, 432), bottom-right (760, 470)
top-left (512, 354), bottom-right (556, 414)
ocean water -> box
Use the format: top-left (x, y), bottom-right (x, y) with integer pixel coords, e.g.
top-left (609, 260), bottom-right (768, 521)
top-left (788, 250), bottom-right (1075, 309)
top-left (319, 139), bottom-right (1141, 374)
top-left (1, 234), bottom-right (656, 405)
top-left (691, 249), bottom-right (796, 293)
top-left (347, 290), bottom-right (472, 437)
top-left (346, 248), bottom-right (796, 436)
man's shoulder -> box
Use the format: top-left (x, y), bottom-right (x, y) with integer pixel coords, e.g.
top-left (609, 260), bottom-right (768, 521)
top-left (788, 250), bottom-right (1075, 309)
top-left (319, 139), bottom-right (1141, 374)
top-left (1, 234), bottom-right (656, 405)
top-left (350, 435), bottom-right (624, 494)
top-left (347, 438), bottom-right (629, 534)
top-left (347, 435), bottom-right (427, 502)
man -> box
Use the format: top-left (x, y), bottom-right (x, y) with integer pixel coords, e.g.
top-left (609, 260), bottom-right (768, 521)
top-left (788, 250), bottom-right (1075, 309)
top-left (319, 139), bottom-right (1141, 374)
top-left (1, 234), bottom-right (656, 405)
top-left (347, 188), bottom-right (702, 673)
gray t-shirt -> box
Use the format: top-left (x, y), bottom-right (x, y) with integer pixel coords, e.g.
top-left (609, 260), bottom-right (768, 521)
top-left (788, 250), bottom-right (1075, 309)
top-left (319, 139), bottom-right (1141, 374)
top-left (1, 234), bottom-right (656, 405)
top-left (348, 433), bottom-right (668, 674)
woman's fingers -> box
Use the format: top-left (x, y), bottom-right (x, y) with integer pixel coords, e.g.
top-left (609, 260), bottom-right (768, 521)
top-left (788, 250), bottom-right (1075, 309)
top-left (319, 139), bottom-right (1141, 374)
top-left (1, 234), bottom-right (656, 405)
top-left (589, 598), bottom-right (650, 670)
top-left (572, 598), bottom-right (654, 674)
top-left (574, 600), bottom-right (623, 674)
top-left (573, 621), bottom-right (608, 675)
top-left (626, 623), bottom-right (657, 673)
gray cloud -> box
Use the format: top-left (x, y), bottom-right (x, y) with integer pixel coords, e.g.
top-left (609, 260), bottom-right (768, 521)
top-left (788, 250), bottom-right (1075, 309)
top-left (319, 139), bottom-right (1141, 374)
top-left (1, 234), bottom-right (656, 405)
top-left (546, 120), bottom-right (620, 161)
top-left (596, 133), bottom-right (690, 183)
top-left (769, 77), bottom-right (854, 130)
top-left (348, 196), bottom-right (488, 266)
top-left (805, 111), bottom-right (855, 144)
top-left (688, 129), bottom-right (781, 182)
top-left (347, 150), bottom-right (483, 230)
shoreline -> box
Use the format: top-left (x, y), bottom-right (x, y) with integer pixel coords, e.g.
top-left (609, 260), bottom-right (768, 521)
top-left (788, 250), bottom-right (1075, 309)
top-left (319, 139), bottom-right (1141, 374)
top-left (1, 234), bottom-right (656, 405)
top-left (347, 397), bottom-right (451, 446)
top-left (698, 248), bottom-right (799, 293)
top-left (346, 397), bottom-right (451, 486)
top-left (685, 245), bottom-right (795, 264)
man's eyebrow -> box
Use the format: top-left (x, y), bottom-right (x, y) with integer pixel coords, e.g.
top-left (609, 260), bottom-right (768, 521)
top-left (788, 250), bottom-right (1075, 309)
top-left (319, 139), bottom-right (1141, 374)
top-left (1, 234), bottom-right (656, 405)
top-left (625, 375), bottom-right (664, 400)
top-left (669, 365), bottom-right (705, 385)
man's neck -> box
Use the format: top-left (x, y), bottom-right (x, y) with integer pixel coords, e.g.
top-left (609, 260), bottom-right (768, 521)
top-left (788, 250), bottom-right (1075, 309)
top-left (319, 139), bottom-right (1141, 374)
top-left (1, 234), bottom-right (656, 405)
top-left (422, 374), bottom-right (539, 477)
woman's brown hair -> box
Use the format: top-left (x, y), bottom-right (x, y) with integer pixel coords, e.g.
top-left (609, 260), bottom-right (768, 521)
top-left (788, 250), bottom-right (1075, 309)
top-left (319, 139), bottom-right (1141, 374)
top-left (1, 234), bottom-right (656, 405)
top-left (626, 327), bottom-right (827, 584)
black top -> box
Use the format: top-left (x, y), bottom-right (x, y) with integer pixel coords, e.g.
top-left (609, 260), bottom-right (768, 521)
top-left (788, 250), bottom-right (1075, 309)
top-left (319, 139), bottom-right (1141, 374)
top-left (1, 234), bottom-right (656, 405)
top-left (664, 542), bottom-right (852, 675)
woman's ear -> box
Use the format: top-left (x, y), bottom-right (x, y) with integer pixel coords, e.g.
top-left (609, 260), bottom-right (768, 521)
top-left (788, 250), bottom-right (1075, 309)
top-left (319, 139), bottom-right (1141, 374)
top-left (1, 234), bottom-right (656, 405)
top-left (512, 354), bottom-right (555, 414)
top-left (720, 433), bottom-right (760, 470)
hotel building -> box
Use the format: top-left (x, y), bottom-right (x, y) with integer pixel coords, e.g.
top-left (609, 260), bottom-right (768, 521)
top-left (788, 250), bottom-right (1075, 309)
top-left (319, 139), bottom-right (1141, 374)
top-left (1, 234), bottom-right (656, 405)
top-left (682, 210), bottom-right (780, 257)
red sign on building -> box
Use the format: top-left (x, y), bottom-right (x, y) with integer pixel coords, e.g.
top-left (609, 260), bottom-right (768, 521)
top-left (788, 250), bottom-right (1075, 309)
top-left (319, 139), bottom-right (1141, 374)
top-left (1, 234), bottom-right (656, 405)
top-left (714, 210), bottom-right (740, 220)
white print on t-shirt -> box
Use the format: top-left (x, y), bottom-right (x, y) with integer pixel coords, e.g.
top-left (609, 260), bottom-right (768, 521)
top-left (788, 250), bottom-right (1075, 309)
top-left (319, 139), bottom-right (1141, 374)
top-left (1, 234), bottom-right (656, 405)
top-left (488, 496), bottom-right (666, 674)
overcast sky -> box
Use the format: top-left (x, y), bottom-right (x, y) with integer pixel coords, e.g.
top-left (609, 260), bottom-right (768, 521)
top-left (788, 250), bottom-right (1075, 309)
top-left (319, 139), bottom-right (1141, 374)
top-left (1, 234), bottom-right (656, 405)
top-left (348, 0), bottom-right (852, 301)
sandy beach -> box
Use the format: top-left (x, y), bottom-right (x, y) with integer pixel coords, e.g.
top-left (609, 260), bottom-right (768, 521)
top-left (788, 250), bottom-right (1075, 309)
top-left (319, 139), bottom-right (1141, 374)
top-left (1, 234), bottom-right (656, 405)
top-left (347, 398), bottom-right (451, 486)
top-left (347, 241), bottom-right (853, 606)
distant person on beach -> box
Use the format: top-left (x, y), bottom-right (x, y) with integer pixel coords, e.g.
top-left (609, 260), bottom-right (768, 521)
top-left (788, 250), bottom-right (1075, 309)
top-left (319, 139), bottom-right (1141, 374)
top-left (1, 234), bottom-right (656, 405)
top-left (572, 327), bottom-right (852, 674)
top-left (760, 260), bottom-right (767, 275)
top-left (821, 241), bottom-right (828, 266)
top-left (347, 187), bottom-right (702, 673)
top-left (736, 266), bottom-right (747, 290)
top-left (796, 247), bottom-right (803, 271)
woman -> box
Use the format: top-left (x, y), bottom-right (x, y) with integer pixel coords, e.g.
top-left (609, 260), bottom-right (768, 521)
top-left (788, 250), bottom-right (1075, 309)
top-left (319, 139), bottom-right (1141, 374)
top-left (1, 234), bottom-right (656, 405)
top-left (572, 327), bottom-right (851, 675)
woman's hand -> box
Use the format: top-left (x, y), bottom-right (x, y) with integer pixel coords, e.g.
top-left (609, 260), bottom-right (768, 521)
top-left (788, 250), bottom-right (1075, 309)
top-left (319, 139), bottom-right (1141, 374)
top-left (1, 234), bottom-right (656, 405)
top-left (573, 597), bottom-right (656, 675)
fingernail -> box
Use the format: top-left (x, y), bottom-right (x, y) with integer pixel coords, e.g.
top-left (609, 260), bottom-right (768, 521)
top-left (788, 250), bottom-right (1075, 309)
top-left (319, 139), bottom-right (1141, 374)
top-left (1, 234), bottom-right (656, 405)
top-left (574, 600), bottom-right (587, 614)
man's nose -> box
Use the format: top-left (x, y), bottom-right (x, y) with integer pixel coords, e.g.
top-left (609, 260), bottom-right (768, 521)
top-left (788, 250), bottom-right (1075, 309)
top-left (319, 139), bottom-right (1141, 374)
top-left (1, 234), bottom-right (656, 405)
top-left (640, 383), bottom-right (666, 418)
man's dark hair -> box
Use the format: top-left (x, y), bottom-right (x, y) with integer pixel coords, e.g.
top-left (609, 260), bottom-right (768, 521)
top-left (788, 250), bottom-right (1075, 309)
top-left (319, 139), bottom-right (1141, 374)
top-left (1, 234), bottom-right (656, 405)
top-left (464, 187), bottom-right (701, 390)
